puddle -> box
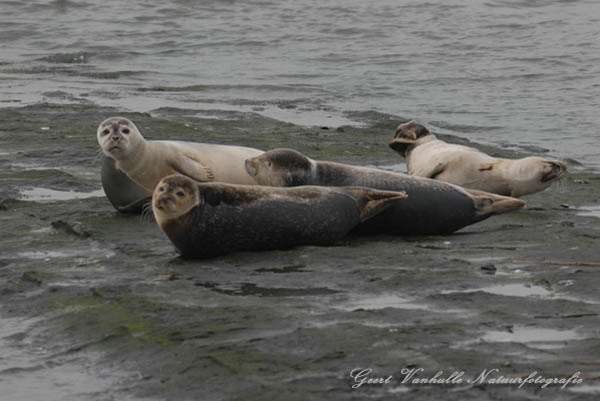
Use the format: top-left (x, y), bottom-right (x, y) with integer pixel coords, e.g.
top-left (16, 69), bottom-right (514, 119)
top-left (446, 283), bottom-right (552, 298)
top-left (195, 282), bottom-right (339, 297)
top-left (19, 187), bottom-right (105, 202)
top-left (11, 163), bottom-right (50, 171)
top-left (376, 164), bottom-right (408, 174)
top-left (479, 284), bottom-right (552, 297)
top-left (578, 205), bottom-right (600, 218)
top-left (333, 294), bottom-right (429, 311)
top-left (482, 326), bottom-right (583, 348)
top-left (569, 384), bottom-right (600, 394)
top-left (15, 246), bottom-right (115, 261)
top-left (17, 250), bottom-right (79, 259)
top-left (0, 314), bottom-right (126, 401)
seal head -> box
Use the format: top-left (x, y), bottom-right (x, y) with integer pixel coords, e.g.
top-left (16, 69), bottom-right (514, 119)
top-left (389, 120), bottom-right (433, 157)
top-left (152, 174), bottom-right (201, 228)
top-left (97, 117), bottom-right (144, 160)
top-left (245, 148), bottom-right (313, 186)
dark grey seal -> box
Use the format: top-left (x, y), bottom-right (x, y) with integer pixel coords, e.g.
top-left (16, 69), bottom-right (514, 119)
top-left (152, 174), bottom-right (407, 258)
top-left (245, 149), bottom-right (526, 235)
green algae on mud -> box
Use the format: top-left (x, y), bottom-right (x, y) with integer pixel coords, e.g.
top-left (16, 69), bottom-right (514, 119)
top-left (1, 103), bottom-right (600, 401)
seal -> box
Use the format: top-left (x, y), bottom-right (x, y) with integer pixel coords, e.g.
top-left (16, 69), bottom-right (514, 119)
top-left (152, 174), bottom-right (407, 258)
top-left (245, 148), bottom-right (526, 235)
top-left (97, 117), bottom-right (264, 211)
top-left (101, 156), bottom-right (151, 214)
top-left (389, 120), bottom-right (567, 197)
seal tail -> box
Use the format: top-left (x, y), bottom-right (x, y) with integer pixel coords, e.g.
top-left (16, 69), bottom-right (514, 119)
top-left (466, 189), bottom-right (526, 217)
top-left (343, 187), bottom-right (408, 223)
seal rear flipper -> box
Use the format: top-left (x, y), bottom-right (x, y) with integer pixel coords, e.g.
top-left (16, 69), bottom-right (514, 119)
top-left (467, 189), bottom-right (526, 217)
top-left (343, 187), bottom-right (408, 223)
top-left (170, 155), bottom-right (215, 182)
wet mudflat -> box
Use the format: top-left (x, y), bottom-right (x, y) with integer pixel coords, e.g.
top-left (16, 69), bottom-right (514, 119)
top-left (1, 104), bottom-right (599, 401)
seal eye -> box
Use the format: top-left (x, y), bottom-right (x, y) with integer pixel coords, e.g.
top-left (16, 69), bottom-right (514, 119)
top-left (122, 128), bottom-right (130, 134)
top-left (266, 161), bottom-right (272, 168)
top-left (158, 187), bottom-right (164, 192)
top-left (176, 191), bottom-right (185, 198)
top-left (102, 129), bottom-right (110, 135)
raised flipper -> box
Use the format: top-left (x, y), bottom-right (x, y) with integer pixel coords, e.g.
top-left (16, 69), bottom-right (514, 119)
top-left (466, 189), bottom-right (526, 217)
top-left (170, 155), bottom-right (215, 182)
top-left (343, 187), bottom-right (408, 222)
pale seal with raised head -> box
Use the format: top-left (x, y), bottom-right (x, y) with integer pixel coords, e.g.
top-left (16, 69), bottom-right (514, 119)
top-left (245, 148), bottom-right (526, 235)
top-left (97, 117), bottom-right (264, 212)
top-left (389, 120), bottom-right (567, 197)
top-left (152, 174), bottom-right (407, 258)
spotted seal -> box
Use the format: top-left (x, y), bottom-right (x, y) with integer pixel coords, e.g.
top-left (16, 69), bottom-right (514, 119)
top-left (152, 174), bottom-right (407, 258)
top-left (245, 148), bottom-right (526, 235)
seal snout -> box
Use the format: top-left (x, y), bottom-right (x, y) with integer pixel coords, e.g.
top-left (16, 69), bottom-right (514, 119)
top-left (541, 161), bottom-right (567, 183)
top-left (245, 158), bottom-right (258, 177)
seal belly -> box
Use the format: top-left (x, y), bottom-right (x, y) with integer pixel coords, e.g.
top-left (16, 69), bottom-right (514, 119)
top-left (101, 156), bottom-right (151, 214)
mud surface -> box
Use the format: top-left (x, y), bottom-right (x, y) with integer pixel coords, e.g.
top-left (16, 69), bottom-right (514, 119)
top-left (1, 104), bottom-right (599, 400)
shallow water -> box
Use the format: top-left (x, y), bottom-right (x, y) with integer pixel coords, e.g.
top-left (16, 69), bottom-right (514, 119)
top-left (1, 0), bottom-right (599, 169)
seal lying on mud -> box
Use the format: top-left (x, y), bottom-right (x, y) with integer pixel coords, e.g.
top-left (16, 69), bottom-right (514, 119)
top-left (389, 121), bottom-right (567, 197)
top-left (101, 157), bottom-right (151, 213)
top-left (97, 117), bottom-right (263, 212)
top-left (245, 149), bottom-right (526, 235)
top-left (152, 174), bottom-right (407, 258)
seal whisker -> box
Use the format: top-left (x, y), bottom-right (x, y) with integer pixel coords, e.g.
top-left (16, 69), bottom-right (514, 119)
top-left (140, 202), bottom-right (154, 222)
top-left (93, 149), bottom-right (105, 164)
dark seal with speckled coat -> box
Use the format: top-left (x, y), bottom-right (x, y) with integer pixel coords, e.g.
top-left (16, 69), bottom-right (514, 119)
top-left (152, 174), bottom-right (407, 258)
top-left (245, 148), bottom-right (526, 235)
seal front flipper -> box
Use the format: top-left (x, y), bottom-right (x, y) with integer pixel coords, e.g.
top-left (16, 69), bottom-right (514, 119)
top-left (466, 189), bottom-right (526, 217)
top-left (343, 187), bottom-right (408, 222)
top-left (421, 161), bottom-right (448, 179)
top-left (170, 155), bottom-right (215, 182)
